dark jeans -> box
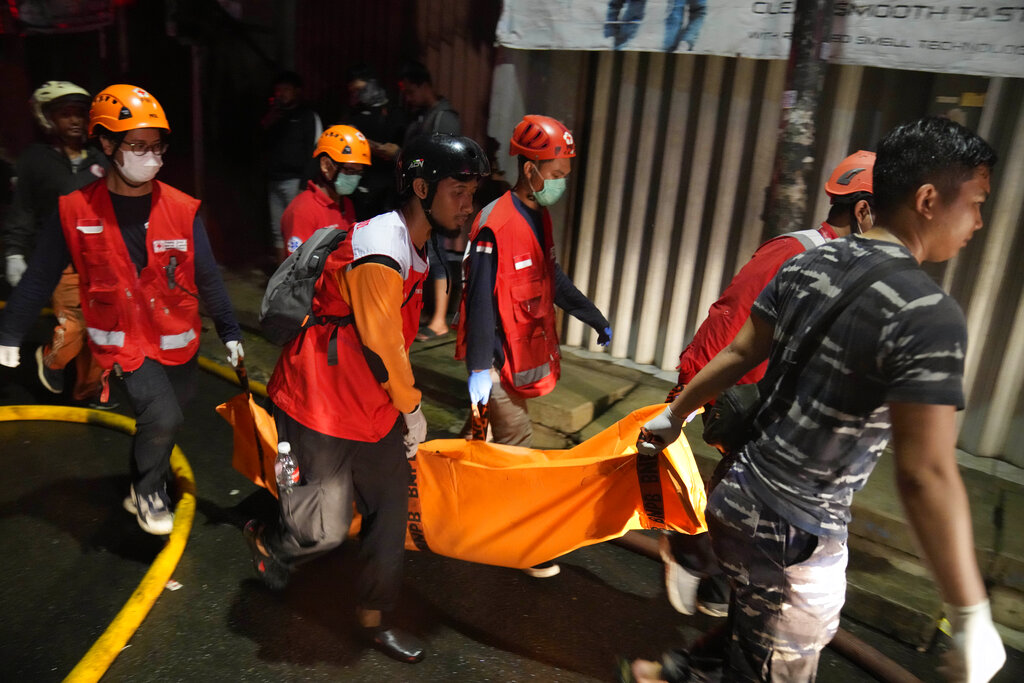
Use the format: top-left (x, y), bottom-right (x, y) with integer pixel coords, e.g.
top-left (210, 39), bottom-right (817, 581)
top-left (665, 0), bottom-right (707, 51)
top-left (119, 355), bottom-right (198, 496)
top-left (265, 408), bottom-right (410, 612)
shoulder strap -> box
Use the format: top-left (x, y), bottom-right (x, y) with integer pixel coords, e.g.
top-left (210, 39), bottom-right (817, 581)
top-left (756, 255), bottom-right (918, 424)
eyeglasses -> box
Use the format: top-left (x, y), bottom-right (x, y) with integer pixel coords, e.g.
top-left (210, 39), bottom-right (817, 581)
top-left (331, 161), bottom-right (363, 176)
top-left (120, 141), bottom-right (169, 157)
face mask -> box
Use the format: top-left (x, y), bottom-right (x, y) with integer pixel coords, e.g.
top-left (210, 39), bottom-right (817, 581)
top-left (117, 151), bottom-right (162, 184)
top-left (333, 172), bottom-right (360, 196)
top-left (529, 164), bottom-right (567, 207)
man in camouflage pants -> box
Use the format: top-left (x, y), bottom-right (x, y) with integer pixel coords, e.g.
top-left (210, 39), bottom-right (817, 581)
top-left (636, 116), bottom-right (1005, 682)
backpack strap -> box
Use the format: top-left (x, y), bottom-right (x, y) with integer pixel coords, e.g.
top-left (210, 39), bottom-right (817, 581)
top-left (323, 262), bottom-right (419, 367)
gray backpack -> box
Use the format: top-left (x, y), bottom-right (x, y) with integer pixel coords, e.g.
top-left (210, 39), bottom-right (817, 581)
top-left (259, 226), bottom-right (350, 346)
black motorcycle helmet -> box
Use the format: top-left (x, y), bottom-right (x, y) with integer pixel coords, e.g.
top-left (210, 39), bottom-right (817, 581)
top-left (396, 133), bottom-right (490, 203)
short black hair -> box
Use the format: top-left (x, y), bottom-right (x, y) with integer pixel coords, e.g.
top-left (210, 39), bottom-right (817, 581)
top-left (398, 60), bottom-right (432, 86)
top-left (94, 126), bottom-right (168, 145)
top-left (873, 116), bottom-right (996, 217)
top-left (345, 63), bottom-right (376, 85)
top-left (273, 70), bottom-right (303, 88)
top-left (516, 155), bottom-right (558, 175)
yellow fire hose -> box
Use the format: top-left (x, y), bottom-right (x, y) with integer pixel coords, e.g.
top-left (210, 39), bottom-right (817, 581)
top-left (0, 405), bottom-right (195, 683)
top-left (197, 356), bottom-right (268, 397)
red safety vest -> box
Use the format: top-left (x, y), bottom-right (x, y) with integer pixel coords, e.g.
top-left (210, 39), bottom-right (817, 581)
top-left (456, 192), bottom-right (560, 398)
top-left (59, 179), bottom-right (201, 372)
top-left (281, 181), bottom-right (356, 255)
top-left (268, 212), bottom-right (427, 442)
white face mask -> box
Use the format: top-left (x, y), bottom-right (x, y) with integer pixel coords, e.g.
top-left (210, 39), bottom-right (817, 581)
top-left (117, 151), bottom-right (162, 184)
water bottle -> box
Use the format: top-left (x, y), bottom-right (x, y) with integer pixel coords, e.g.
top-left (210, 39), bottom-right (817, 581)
top-left (274, 441), bottom-right (300, 493)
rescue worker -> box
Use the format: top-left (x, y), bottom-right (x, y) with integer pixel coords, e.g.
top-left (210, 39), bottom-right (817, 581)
top-left (244, 134), bottom-right (489, 664)
top-left (454, 114), bottom-right (611, 578)
top-left (3, 81), bottom-right (109, 404)
top-left (280, 124), bottom-right (370, 256)
top-left (636, 117), bottom-right (1003, 683)
top-left (659, 151), bottom-right (876, 622)
top-left (0, 84), bottom-right (244, 536)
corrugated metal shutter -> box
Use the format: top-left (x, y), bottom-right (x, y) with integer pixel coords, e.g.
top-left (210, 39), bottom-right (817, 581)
top-left (561, 51), bottom-right (1024, 464)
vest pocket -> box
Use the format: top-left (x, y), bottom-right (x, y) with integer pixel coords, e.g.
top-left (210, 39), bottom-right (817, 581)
top-left (85, 295), bottom-right (123, 347)
top-left (81, 248), bottom-right (118, 289)
top-left (510, 280), bottom-right (545, 324)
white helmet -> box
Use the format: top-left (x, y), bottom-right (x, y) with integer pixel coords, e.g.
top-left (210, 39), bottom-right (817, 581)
top-left (31, 81), bottom-right (91, 132)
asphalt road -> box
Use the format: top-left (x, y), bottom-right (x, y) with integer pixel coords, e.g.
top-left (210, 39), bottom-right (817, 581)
top-left (2, 346), bottom-right (1023, 682)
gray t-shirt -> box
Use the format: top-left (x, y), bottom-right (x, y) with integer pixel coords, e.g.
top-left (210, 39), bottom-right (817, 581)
top-left (738, 234), bottom-right (967, 538)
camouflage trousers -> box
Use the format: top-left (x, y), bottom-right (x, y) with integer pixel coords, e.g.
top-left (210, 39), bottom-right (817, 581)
top-left (706, 462), bottom-right (848, 682)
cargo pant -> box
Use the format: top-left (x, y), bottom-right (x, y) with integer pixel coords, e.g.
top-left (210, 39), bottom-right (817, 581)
top-left (43, 267), bottom-right (103, 400)
top-left (706, 461), bottom-right (848, 682)
top-left (266, 408), bottom-right (409, 612)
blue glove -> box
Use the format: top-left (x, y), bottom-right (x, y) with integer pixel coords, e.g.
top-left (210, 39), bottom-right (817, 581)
top-left (468, 370), bottom-right (493, 405)
top-left (597, 326), bottom-right (612, 346)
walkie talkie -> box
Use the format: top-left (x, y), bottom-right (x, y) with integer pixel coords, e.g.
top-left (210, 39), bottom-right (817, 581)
top-left (166, 255), bottom-right (178, 290)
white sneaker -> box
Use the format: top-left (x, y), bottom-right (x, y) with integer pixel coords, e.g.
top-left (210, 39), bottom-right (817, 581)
top-left (123, 485), bottom-right (175, 535)
top-left (522, 561), bottom-right (560, 578)
top-left (660, 534), bottom-right (700, 615)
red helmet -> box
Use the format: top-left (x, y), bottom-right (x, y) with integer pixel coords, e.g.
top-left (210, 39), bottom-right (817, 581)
top-left (509, 115), bottom-right (576, 161)
top-left (825, 150), bottom-right (875, 200)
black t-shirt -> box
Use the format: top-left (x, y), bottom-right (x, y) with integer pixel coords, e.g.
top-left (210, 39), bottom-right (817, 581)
top-left (110, 193), bottom-right (152, 274)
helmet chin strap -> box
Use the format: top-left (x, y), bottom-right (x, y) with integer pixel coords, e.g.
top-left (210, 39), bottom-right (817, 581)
top-left (419, 190), bottom-right (453, 295)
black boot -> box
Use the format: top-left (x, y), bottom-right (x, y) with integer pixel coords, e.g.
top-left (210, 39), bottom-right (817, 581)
top-left (364, 625), bottom-right (425, 663)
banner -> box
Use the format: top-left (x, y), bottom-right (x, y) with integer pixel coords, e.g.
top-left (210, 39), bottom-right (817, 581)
top-left (8, 0), bottom-right (114, 34)
top-left (497, 1), bottom-right (1024, 78)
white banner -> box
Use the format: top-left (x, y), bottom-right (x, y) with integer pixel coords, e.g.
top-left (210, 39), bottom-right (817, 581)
top-left (497, 1), bottom-right (1024, 78)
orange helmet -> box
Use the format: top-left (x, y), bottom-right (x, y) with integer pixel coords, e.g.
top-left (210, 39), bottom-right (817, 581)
top-left (509, 115), bottom-right (576, 161)
top-left (825, 150), bottom-right (875, 200)
top-left (89, 84), bottom-right (170, 136)
top-left (314, 125), bottom-right (371, 165)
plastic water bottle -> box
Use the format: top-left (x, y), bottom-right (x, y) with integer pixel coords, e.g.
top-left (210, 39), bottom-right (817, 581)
top-left (275, 441), bottom-right (300, 493)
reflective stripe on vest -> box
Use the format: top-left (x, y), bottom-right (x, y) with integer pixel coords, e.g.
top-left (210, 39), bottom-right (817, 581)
top-left (87, 327), bottom-right (126, 347)
top-left (159, 329), bottom-right (197, 350)
top-left (514, 362), bottom-right (551, 388)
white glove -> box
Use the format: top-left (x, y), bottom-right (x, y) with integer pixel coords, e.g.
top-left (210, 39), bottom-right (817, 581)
top-left (940, 600), bottom-right (1005, 683)
top-left (0, 345), bottom-right (20, 368)
top-left (402, 405), bottom-right (428, 459)
top-left (636, 405), bottom-right (684, 456)
top-left (5, 254), bottom-right (27, 287)
top-left (226, 340), bottom-right (244, 368)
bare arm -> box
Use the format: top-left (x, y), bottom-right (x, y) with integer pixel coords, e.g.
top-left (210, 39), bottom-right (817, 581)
top-left (889, 401), bottom-right (986, 607)
top-left (666, 312), bottom-right (774, 421)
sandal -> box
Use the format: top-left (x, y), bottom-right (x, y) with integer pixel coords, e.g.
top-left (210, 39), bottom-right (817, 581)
top-left (243, 519), bottom-right (290, 591)
top-left (415, 326), bottom-right (438, 341)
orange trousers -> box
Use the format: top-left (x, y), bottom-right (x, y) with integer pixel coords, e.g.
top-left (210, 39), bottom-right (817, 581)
top-left (42, 267), bottom-right (103, 401)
